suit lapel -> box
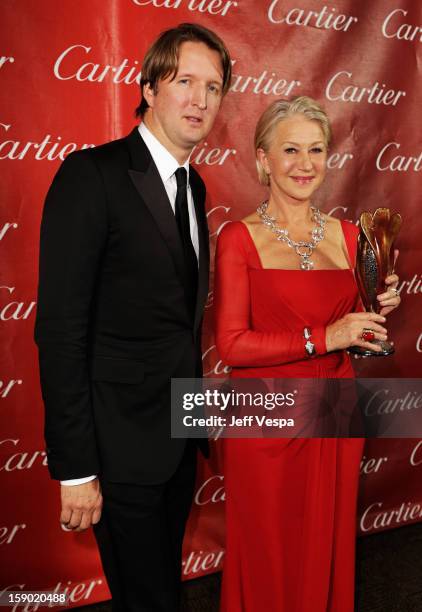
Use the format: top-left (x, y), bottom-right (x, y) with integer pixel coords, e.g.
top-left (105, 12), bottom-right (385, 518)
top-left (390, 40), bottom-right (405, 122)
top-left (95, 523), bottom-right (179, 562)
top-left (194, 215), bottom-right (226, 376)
top-left (126, 127), bottom-right (209, 330)
top-left (190, 169), bottom-right (210, 332)
top-left (126, 128), bottom-right (190, 297)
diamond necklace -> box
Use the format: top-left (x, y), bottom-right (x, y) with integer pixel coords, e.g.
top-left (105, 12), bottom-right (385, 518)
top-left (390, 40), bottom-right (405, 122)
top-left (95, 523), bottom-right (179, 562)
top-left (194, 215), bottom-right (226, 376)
top-left (256, 201), bottom-right (326, 270)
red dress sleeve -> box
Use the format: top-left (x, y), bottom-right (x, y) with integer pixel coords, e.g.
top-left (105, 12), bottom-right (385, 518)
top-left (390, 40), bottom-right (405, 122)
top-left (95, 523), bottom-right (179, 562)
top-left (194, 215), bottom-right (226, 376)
top-left (213, 222), bottom-right (327, 368)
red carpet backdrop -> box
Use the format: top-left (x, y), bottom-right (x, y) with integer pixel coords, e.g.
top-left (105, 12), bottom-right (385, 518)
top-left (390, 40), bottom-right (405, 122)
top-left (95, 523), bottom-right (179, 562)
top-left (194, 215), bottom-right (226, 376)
top-left (1, 0), bottom-right (421, 607)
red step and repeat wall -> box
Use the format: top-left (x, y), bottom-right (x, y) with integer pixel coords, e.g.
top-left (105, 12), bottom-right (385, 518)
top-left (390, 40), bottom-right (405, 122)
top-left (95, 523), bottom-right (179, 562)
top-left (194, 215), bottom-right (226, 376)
top-left (1, 0), bottom-right (421, 608)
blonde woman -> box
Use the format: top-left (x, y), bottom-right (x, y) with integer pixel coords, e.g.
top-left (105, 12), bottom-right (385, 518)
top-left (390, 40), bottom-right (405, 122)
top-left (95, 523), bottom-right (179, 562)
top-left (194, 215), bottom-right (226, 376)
top-left (214, 97), bottom-right (400, 612)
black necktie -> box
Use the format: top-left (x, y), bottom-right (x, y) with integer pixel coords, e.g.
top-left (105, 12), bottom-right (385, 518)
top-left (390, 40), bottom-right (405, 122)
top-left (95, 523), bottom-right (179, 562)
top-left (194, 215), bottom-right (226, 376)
top-left (174, 167), bottom-right (198, 319)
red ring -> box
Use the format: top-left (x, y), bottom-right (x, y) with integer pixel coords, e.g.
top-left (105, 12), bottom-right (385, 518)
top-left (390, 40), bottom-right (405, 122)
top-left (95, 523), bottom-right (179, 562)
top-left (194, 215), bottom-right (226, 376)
top-left (362, 329), bottom-right (375, 342)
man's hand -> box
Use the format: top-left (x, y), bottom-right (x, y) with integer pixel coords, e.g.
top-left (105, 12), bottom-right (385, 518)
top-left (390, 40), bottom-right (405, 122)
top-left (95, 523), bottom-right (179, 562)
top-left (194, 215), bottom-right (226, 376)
top-left (60, 478), bottom-right (103, 532)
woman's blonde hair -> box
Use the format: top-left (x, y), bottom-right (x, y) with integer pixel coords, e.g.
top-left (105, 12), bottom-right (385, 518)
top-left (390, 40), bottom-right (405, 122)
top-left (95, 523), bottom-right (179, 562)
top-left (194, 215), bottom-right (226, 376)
top-left (254, 96), bottom-right (332, 186)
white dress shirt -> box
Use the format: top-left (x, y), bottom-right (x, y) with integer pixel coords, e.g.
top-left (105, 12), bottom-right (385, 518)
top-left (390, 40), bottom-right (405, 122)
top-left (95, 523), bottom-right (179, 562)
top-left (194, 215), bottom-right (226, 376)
top-left (139, 122), bottom-right (199, 258)
top-left (61, 123), bottom-right (200, 486)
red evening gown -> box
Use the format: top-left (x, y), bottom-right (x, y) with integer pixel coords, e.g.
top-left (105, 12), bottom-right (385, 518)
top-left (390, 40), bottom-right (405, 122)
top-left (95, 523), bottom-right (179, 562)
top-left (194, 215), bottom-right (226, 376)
top-left (214, 219), bottom-right (365, 612)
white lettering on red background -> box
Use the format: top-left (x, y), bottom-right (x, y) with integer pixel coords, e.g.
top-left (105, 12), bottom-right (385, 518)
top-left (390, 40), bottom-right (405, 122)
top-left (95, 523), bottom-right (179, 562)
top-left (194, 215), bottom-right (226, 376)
top-left (0, 287), bottom-right (36, 321)
top-left (382, 9), bottom-right (422, 42)
top-left (54, 45), bottom-right (141, 84)
top-left (326, 206), bottom-right (358, 225)
top-left (0, 56), bottom-right (14, 71)
top-left (360, 501), bottom-right (422, 532)
top-left (0, 379), bottom-right (23, 399)
top-left (194, 474), bottom-right (225, 505)
top-left (0, 439), bottom-right (48, 472)
top-left (268, 2), bottom-right (358, 31)
top-left (364, 388), bottom-right (422, 417)
top-left (376, 142), bottom-right (422, 172)
top-left (0, 222), bottom-right (18, 242)
top-left (360, 454), bottom-right (388, 475)
top-left (202, 345), bottom-right (231, 377)
top-left (417, 333), bottom-right (422, 353)
top-left (53, 579), bottom-right (103, 606)
top-left (0, 523), bottom-right (26, 545)
top-left (182, 549), bottom-right (225, 576)
top-left (326, 71), bottom-right (406, 106)
top-left (0, 123), bottom-right (95, 161)
top-left (205, 291), bottom-right (214, 309)
top-left (410, 440), bottom-right (422, 466)
top-left (132, 0), bottom-right (238, 17)
top-left (207, 205), bottom-right (232, 238)
top-left (230, 60), bottom-right (301, 97)
top-left (326, 151), bottom-right (354, 169)
top-left (190, 142), bottom-right (236, 166)
top-left (397, 274), bottom-right (422, 296)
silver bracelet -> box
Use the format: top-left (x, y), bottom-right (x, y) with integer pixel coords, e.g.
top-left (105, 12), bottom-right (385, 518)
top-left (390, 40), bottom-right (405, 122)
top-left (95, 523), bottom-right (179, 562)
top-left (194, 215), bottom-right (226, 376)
top-left (304, 327), bottom-right (316, 356)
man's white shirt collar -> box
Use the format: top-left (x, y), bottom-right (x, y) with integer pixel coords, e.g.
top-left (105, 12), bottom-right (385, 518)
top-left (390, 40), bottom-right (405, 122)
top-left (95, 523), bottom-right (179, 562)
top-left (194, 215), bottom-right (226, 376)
top-left (137, 121), bottom-right (199, 262)
top-left (138, 122), bottom-right (190, 183)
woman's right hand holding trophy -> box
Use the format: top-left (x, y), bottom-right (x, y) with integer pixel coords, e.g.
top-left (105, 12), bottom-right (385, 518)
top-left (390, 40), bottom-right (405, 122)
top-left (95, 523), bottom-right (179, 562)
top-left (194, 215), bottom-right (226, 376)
top-left (326, 310), bottom-right (388, 353)
top-left (335, 208), bottom-right (401, 357)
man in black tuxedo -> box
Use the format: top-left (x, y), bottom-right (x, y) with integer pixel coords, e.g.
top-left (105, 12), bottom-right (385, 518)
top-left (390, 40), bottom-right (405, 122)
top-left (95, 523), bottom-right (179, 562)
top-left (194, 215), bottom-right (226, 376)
top-left (35, 23), bottom-right (231, 611)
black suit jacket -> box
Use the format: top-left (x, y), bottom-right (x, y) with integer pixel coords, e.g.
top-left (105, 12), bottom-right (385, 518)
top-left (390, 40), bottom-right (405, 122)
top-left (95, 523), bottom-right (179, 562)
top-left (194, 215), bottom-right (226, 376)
top-left (35, 127), bottom-right (209, 485)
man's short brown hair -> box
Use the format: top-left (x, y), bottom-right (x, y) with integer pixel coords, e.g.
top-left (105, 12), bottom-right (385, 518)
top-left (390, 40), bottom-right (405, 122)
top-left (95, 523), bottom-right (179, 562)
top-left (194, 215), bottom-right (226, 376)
top-left (135, 22), bottom-right (232, 117)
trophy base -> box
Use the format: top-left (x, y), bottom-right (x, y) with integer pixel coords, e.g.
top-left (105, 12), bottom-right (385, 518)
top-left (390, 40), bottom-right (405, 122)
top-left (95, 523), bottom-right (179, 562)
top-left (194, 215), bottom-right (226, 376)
top-left (348, 340), bottom-right (395, 357)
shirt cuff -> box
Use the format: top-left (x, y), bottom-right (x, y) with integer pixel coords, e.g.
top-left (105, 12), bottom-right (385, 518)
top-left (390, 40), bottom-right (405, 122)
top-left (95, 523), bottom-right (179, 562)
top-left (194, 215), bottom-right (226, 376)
top-left (312, 326), bottom-right (327, 355)
top-left (60, 475), bottom-right (97, 486)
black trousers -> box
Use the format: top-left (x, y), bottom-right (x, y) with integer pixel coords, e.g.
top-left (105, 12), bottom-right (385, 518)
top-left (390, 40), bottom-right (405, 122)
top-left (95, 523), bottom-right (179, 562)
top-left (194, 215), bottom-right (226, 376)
top-left (93, 441), bottom-right (197, 612)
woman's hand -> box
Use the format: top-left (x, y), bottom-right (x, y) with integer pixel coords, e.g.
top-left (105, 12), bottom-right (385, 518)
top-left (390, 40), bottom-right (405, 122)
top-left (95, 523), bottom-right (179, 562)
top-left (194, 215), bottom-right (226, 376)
top-left (377, 249), bottom-right (401, 316)
top-left (326, 312), bottom-right (387, 353)
top-left (377, 274), bottom-right (400, 316)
